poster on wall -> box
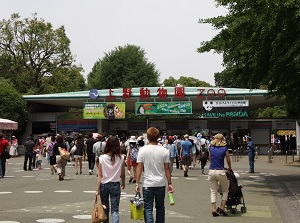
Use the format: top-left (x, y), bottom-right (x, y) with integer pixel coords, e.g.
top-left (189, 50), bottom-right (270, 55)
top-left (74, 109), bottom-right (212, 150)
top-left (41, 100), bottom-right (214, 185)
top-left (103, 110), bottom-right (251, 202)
top-left (203, 100), bottom-right (249, 118)
top-left (57, 113), bottom-right (97, 132)
top-left (83, 102), bottom-right (126, 119)
top-left (135, 102), bottom-right (192, 115)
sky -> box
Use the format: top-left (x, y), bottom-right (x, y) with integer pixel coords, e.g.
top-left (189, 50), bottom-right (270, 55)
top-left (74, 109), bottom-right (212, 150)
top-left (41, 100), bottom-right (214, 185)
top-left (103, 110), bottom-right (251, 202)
top-left (0, 0), bottom-right (227, 85)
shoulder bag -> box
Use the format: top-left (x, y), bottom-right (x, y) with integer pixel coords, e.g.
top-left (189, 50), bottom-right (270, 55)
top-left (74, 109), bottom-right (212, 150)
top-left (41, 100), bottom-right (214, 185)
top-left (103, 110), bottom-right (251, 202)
top-left (92, 195), bottom-right (107, 223)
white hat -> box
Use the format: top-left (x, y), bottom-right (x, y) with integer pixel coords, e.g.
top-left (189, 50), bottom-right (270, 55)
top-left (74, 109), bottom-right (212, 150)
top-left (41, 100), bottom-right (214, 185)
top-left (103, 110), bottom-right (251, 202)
top-left (129, 136), bottom-right (136, 143)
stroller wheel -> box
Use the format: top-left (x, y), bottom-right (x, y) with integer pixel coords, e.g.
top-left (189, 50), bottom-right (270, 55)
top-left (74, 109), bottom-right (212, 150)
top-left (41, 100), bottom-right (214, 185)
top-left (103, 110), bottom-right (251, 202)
top-left (231, 208), bottom-right (237, 214)
top-left (241, 206), bottom-right (247, 213)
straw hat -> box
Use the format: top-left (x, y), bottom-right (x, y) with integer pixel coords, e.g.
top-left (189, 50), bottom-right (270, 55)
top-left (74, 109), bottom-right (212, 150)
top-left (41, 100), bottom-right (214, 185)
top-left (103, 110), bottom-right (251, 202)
top-left (211, 133), bottom-right (227, 146)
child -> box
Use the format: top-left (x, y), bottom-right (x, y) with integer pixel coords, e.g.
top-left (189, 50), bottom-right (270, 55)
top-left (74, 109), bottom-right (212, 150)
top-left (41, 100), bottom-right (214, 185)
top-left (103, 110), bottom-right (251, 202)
top-left (35, 148), bottom-right (43, 170)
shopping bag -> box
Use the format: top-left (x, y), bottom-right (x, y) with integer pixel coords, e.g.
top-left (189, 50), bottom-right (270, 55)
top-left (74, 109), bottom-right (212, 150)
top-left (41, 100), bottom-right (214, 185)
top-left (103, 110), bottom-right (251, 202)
top-left (58, 147), bottom-right (70, 160)
top-left (92, 196), bottom-right (107, 223)
top-left (70, 145), bottom-right (77, 154)
top-left (130, 192), bottom-right (144, 220)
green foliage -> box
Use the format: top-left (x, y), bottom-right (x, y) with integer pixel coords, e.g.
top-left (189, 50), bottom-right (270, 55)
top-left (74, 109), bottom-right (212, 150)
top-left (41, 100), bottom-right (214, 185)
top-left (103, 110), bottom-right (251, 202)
top-left (252, 106), bottom-right (287, 118)
top-left (198, 0), bottom-right (300, 118)
top-left (87, 44), bottom-right (160, 89)
top-left (0, 13), bottom-right (85, 94)
top-left (0, 78), bottom-right (28, 133)
top-left (163, 76), bottom-right (212, 87)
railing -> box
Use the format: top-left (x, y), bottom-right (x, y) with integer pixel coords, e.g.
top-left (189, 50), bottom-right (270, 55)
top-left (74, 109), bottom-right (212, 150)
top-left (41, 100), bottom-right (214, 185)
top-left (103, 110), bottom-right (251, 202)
top-left (231, 146), bottom-right (243, 162)
top-left (286, 149), bottom-right (298, 164)
top-left (255, 146), bottom-right (260, 159)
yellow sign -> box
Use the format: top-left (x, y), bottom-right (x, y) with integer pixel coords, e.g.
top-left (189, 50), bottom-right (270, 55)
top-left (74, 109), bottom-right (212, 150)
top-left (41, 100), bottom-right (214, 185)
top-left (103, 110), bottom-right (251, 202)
top-left (277, 130), bottom-right (296, 136)
top-left (83, 102), bottom-right (125, 119)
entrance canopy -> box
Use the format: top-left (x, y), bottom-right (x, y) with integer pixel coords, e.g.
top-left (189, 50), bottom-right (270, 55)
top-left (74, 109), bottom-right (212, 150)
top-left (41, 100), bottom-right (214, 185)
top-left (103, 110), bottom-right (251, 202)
top-left (22, 87), bottom-right (284, 113)
top-left (0, 118), bottom-right (18, 130)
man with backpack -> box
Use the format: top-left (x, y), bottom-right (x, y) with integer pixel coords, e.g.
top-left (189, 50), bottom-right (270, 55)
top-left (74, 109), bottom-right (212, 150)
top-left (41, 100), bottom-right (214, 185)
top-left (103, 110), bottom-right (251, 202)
top-left (93, 134), bottom-right (106, 169)
top-left (126, 136), bottom-right (138, 183)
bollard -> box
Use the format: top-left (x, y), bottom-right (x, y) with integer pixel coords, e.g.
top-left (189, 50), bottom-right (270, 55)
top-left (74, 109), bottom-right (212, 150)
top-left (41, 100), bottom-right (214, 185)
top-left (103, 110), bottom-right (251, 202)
top-left (268, 148), bottom-right (272, 163)
top-left (286, 151), bottom-right (288, 164)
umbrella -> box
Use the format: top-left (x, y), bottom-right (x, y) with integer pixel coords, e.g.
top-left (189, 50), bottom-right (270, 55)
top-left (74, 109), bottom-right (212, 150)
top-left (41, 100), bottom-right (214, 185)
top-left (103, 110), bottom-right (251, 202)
top-left (68, 131), bottom-right (79, 139)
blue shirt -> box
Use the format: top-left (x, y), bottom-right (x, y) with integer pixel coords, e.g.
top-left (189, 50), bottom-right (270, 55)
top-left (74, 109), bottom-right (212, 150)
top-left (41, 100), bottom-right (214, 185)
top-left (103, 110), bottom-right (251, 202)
top-left (209, 146), bottom-right (227, 170)
top-left (181, 140), bottom-right (192, 157)
top-left (247, 141), bottom-right (255, 153)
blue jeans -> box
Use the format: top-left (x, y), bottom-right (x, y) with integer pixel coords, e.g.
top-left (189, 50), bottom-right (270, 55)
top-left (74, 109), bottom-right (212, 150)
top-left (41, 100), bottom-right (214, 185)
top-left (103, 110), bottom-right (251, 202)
top-left (100, 182), bottom-right (121, 223)
top-left (143, 186), bottom-right (166, 223)
top-left (248, 152), bottom-right (254, 172)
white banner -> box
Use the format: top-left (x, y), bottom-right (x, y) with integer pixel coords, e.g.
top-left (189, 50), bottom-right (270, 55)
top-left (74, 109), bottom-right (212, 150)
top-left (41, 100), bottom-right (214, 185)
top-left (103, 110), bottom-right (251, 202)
top-left (203, 100), bottom-right (249, 109)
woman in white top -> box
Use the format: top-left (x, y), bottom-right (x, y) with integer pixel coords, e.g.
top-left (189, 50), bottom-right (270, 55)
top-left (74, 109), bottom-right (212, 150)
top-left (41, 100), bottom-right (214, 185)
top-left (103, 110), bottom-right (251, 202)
top-left (9, 136), bottom-right (18, 157)
top-left (96, 136), bottom-right (125, 223)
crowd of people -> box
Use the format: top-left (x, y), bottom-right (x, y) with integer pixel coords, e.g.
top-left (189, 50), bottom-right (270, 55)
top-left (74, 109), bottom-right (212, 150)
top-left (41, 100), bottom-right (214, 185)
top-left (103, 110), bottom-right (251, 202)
top-left (0, 130), bottom-right (240, 222)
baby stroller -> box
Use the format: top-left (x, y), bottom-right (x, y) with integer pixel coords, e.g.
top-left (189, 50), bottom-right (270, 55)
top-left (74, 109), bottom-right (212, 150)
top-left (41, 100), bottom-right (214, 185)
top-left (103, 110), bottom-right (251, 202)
top-left (218, 170), bottom-right (247, 214)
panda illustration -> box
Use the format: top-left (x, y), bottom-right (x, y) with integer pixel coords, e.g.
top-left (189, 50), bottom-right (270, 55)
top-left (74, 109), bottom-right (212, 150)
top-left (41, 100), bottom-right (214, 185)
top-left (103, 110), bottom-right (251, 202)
top-left (203, 101), bottom-right (214, 111)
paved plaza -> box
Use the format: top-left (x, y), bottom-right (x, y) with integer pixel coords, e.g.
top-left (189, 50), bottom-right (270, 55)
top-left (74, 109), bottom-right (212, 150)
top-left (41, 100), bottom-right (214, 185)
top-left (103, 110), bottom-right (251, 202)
top-left (0, 154), bottom-right (299, 223)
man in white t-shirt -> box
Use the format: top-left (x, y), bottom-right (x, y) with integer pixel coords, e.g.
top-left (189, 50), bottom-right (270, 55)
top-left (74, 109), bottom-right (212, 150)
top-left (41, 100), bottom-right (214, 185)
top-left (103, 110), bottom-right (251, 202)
top-left (135, 127), bottom-right (174, 223)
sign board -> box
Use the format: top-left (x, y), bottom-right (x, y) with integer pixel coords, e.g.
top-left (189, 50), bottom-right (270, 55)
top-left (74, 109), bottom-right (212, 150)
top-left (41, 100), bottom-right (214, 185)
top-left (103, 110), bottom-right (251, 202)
top-left (135, 102), bottom-right (192, 115)
top-left (230, 121), bottom-right (248, 129)
top-left (203, 100), bottom-right (249, 118)
top-left (272, 121), bottom-right (296, 130)
top-left (83, 102), bottom-right (126, 119)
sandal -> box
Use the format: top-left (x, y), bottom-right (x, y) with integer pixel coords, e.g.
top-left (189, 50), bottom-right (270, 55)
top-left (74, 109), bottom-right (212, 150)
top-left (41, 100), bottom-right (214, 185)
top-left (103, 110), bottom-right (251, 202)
top-left (218, 208), bottom-right (228, 216)
top-left (212, 211), bottom-right (219, 217)
top-left (75, 171), bottom-right (78, 175)
top-left (129, 177), bottom-right (134, 183)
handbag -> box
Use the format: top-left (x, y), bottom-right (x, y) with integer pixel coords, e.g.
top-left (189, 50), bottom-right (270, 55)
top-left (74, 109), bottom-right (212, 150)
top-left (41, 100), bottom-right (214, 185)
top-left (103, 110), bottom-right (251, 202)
top-left (130, 192), bottom-right (144, 220)
top-left (70, 145), bottom-right (77, 154)
top-left (92, 196), bottom-right (107, 223)
top-left (2, 150), bottom-right (12, 159)
top-left (58, 147), bottom-right (70, 160)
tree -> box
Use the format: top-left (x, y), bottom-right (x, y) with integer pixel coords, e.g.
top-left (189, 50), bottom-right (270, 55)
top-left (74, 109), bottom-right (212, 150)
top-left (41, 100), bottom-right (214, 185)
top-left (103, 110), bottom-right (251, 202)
top-left (87, 44), bottom-right (160, 89)
top-left (163, 76), bottom-right (211, 87)
top-left (197, 1), bottom-right (300, 118)
top-left (0, 13), bottom-right (85, 94)
top-left (0, 78), bottom-right (28, 134)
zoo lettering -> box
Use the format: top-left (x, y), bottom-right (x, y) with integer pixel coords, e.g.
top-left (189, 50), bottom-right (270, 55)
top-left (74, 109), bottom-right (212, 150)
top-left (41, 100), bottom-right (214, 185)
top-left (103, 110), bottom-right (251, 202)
top-left (90, 87), bottom-right (226, 99)
top-left (197, 88), bottom-right (226, 98)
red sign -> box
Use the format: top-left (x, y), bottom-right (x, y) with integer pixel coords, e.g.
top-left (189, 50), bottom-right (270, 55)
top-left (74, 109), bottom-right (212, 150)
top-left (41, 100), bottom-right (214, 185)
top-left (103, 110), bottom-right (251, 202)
top-left (97, 87), bottom-right (227, 99)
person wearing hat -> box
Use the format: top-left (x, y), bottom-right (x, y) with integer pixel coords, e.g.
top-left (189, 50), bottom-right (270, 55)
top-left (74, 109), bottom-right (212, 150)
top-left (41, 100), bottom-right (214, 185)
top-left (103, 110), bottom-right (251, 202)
top-left (180, 134), bottom-right (193, 177)
top-left (9, 135), bottom-right (18, 157)
top-left (126, 136), bottom-right (138, 183)
top-left (93, 134), bottom-right (106, 176)
top-left (247, 136), bottom-right (255, 173)
top-left (208, 133), bottom-right (232, 217)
